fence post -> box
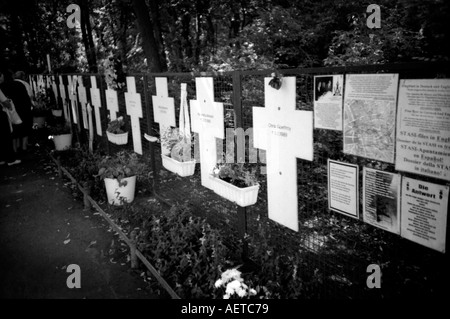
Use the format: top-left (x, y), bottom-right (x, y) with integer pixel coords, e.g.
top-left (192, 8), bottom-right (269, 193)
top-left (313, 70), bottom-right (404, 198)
top-left (232, 70), bottom-right (249, 261)
top-left (143, 74), bottom-right (158, 193)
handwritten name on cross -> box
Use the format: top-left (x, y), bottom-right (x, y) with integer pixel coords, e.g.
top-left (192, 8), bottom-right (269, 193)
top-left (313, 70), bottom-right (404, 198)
top-left (105, 87), bottom-right (119, 121)
top-left (125, 76), bottom-right (143, 154)
top-left (77, 77), bottom-right (88, 129)
top-left (59, 76), bottom-right (69, 123)
top-left (253, 77), bottom-right (313, 232)
top-left (90, 76), bottom-right (102, 136)
top-left (67, 75), bottom-right (78, 124)
top-left (151, 77), bottom-right (176, 155)
top-left (190, 77), bottom-right (224, 190)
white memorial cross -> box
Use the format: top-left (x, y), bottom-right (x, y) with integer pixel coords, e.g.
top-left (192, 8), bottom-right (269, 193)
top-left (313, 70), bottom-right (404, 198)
top-left (67, 75), bottom-right (78, 124)
top-left (30, 76), bottom-right (36, 97)
top-left (90, 76), bottom-right (103, 136)
top-left (125, 76), bottom-right (143, 154)
top-left (151, 77), bottom-right (176, 156)
top-left (51, 76), bottom-right (59, 102)
top-left (59, 76), bottom-right (70, 123)
top-left (77, 77), bottom-right (88, 129)
top-left (105, 87), bottom-right (119, 121)
top-left (253, 77), bottom-right (313, 232)
top-left (87, 103), bottom-right (94, 153)
top-left (190, 77), bottom-right (224, 190)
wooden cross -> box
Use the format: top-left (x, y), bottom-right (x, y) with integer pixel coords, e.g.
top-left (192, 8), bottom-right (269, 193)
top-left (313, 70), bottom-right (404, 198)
top-left (105, 87), bottom-right (119, 121)
top-left (51, 76), bottom-right (58, 102)
top-left (58, 76), bottom-right (70, 123)
top-left (90, 76), bottom-right (102, 136)
top-left (151, 77), bottom-right (176, 155)
top-left (253, 77), bottom-right (313, 232)
top-left (77, 77), bottom-right (88, 129)
top-left (125, 76), bottom-right (143, 154)
top-left (67, 75), bottom-right (78, 124)
top-left (190, 77), bottom-right (224, 190)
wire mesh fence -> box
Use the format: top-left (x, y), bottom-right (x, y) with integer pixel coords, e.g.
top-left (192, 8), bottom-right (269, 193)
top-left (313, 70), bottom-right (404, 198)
top-left (31, 62), bottom-right (450, 299)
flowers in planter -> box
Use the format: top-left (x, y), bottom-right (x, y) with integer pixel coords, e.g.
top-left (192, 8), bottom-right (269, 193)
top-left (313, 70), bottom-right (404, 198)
top-left (96, 150), bottom-right (146, 187)
top-left (47, 123), bottom-right (71, 136)
top-left (212, 162), bottom-right (258, 188)
top-left (161, 126), bottom-right (194, 162)
top-left (107, 116), bottom-right (127, 134)
top-left (106, 116), bottom-right (128, 145)
top-left (214, 268), bottom-right (258, 299)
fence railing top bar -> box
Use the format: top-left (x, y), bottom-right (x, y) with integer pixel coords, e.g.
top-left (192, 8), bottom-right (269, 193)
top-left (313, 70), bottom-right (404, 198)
top-left (239, 61), bottom-right (450, 76)
top-left (32, 61), bottom-right (450, 79)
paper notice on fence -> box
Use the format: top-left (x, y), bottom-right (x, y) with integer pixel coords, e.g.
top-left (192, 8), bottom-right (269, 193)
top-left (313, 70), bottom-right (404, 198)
top-left (314, 75), bottom-right (344, 130)
top-left (363, 168), bottom-right (400, 234)
top-left (401, 177), bottom-right (448, 253)
top-left (343, 74), bottom-right (398, 163)
top-left (328, 160), bottom-right (359, 218)
top-left (395, 79), bottom-right (450, 182)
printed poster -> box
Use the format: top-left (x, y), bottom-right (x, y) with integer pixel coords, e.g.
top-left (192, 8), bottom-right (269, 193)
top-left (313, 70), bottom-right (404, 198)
top-left (343, 73), bottom-right (398, 163)
top-left (314, 75), bottom-right (344, 130)
top-left (401, 177), bottom-right (448, 253)
top-left (363, 168), bottom-right (401, 234)
top-left (395, 79), bottom-right (450, 182)
top-left (328, 160), bottom-right (359, 218)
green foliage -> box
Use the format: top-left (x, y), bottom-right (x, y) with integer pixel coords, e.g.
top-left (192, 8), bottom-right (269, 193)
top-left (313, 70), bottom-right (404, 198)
top-left (137, 204), bottom-right (232, 299)
top-left (161, 127), bottom-right (194, 162)
top-left (106, 116), bottom-right (127, 134)
top-left (47, 123), bottom-right (71, 136)
top-left (96, 150), bottom-right (146, 186)
top-left (213, 163), bottom-right (259, 188)
top-left (54, 147), bottom-right (107, 201)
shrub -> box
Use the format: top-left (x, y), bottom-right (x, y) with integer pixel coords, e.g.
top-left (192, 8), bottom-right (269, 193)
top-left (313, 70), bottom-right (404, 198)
top-left (136, 204), bottom-right (234, 298)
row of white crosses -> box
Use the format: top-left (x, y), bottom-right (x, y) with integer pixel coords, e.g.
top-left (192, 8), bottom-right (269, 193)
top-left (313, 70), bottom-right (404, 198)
top-left (34, 73), bottom-right (313, 232)
top-left (152, 76), bottom-right (313, 232)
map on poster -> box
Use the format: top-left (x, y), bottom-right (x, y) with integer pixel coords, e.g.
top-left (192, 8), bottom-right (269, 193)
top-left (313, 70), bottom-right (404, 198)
top-left (395, 79), bottom-right (450, 182)
top-left (328, 160), bottom-right (359, 218)
top-left (314, 74), bottom-right (344, 130)
top-left (401, 177), bottom-right (448, 253)
top-left (343, 74), bottom-right (398, 163)
top-left (363, 168), bottom-right (400, 234)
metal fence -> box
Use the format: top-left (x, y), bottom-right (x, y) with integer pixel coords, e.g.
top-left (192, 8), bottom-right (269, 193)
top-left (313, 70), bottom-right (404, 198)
top-left (32, 62), bottom-right (450, 299)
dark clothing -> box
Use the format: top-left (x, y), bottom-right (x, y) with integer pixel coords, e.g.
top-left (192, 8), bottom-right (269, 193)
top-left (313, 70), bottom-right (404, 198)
top-left (0, 110), bottom-right (16, 162)
top-left (0, 81), bottom-right (33, 138)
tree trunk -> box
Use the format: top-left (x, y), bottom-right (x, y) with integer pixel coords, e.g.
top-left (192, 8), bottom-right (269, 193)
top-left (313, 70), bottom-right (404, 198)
top-left (147, 0), bottom-right (168, 71)
top-left (131, 0), bottom-right (165, 72)
top-left (79, 0), bottom-right (98, 73)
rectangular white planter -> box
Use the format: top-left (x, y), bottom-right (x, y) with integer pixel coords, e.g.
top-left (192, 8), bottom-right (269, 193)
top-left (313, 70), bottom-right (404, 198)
top-left (106, 131), bottom-right (128, 145)
top-left (210, 175), bottom-right (259, 207)
top-left (161, 155), bottom-right (196, 177)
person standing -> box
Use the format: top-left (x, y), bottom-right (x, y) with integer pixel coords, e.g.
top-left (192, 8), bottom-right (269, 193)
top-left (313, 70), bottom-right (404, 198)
top-left (0, 87), bottom-right (21, 166)
top-left (0, 67), bottom-right (32, 153)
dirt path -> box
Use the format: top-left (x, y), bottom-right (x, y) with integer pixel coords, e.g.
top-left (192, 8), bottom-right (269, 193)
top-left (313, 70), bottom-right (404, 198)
top-left (0, 146), bottom-right (157, 299)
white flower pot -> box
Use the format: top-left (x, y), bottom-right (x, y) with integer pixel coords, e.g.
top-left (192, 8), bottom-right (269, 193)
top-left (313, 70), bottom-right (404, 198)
top-left (104, 176), bottom-right (136, 206)
top-left (210, 175), bottom-right (259, 207)
top-left (106, 131), bottom-right (128, 145)
top-left (51, 109), bottom-right (63, 117)
top-left (53, 133), bottom-right (72, 151)
top-left (161, 154), bottom-right (196, 177)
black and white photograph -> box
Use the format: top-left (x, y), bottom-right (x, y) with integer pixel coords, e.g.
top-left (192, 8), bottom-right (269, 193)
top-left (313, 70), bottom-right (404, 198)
top-left (1, 0), bottom-right (449, 310)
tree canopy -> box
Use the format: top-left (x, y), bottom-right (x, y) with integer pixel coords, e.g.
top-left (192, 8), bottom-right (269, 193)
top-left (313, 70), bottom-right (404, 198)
top-left (1, 0), bottom-right (449, 73)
